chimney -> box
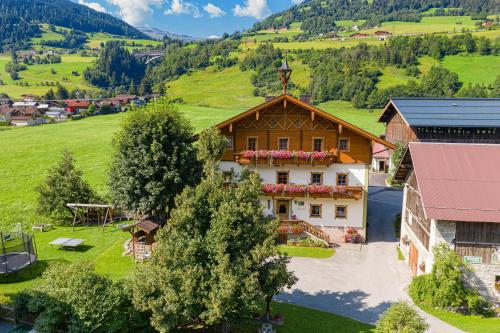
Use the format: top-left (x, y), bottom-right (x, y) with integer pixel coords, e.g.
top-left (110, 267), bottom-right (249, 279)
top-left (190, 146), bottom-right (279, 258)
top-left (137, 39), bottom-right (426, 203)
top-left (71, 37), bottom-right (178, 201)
top-left (300, 94), bottom-right (311, 105)
top-left (265, 95), bottom-right (276, 102)
top-left (379, 134), bottom-right (386, 140)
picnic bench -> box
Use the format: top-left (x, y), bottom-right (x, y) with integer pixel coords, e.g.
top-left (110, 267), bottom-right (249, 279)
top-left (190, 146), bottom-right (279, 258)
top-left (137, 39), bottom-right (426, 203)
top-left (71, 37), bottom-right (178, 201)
top-left (49, 237), bottom-right (85, 250)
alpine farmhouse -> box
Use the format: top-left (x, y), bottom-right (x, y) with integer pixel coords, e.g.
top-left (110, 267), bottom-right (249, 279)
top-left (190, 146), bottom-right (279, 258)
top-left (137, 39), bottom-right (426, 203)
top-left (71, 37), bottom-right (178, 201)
top-left (215, 94), bottom-right (394, 243)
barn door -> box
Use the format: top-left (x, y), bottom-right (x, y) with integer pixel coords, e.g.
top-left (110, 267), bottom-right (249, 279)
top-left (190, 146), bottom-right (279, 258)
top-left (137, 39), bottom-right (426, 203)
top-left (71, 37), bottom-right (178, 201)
top-left (409, 241), bottom-right (418, 276)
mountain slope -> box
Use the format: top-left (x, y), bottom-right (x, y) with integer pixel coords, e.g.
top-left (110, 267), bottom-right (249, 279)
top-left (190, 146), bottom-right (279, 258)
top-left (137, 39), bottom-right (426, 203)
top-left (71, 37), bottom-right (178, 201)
top-left (0, 0), bottom-right (150, 50)
top-left (253, 0), bottom-right (500, 34)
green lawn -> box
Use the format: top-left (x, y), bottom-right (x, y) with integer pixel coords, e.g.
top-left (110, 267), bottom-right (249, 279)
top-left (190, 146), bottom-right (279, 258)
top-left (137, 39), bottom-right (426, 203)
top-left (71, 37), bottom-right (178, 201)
top-left (267, 302), bottom-right (374, 333)
top-left (442, 54), bottom-right (500, 86)
top-left (418, 304), bottom-right (500, 333)
top-left (377, 65), bottom-right (414, 89)
top-left (278, 246), bottom-right (335, 258)
top-left (0, 225), bottom-right (134, 295)
top-left (0, 53), bottom-right (97, 98)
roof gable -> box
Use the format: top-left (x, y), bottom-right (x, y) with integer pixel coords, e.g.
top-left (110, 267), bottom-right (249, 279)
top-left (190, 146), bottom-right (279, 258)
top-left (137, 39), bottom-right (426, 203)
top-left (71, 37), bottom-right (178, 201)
top-left (216, 94), bottom-right (395, 149)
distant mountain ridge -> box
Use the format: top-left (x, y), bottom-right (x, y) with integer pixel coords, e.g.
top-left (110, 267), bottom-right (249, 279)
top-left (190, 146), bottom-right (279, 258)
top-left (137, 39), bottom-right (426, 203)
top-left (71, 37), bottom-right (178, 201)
top-left (0, 0), bottom-right (150, 50)
top-left (136, 26), bottom-right (197, 42)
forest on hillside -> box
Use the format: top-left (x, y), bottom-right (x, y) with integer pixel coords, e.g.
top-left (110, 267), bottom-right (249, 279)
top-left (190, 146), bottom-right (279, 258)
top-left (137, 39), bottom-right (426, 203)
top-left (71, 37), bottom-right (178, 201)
top-left (0, 0), bottom-right (149, 51)
top-left (254, 0), bottom-right (500, 35)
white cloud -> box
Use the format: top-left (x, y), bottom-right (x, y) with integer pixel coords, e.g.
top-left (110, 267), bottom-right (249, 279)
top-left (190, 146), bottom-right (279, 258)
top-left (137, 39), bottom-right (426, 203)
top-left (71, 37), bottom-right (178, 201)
top-left (233, 0), bottom-right (271, 19)
top-left (291, 0), bottom-right (304, 4)
top-left (203, 3), bottom-right (225, 18)
top-left (107, 0), bottom-right (162, 25)
top-left (78, 0), bottom-right (108, 13)
top-left (165, 0), bottom-right (202, 18)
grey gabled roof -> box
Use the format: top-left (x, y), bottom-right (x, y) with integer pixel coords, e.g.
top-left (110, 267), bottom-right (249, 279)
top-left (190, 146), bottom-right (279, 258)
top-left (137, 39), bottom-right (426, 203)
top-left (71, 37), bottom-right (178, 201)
top-left (379, 98), bottom-right (500, 127)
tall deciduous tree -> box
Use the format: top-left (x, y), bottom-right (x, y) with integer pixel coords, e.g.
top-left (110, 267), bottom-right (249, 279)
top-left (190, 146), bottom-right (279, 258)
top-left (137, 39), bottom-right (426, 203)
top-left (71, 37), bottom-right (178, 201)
top-left (133, 171), bottom-right (295, 332)
top-left (36, 150), bottom-right (96, 221)
top-left (109, 98), bottom-right (200, 220)
top-left (197, 127), bottom-right (228, 177)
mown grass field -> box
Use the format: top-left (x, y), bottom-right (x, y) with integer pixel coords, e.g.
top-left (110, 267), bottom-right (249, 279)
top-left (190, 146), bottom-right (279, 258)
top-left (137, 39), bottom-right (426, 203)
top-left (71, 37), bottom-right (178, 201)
top-left (361, 15), bottom-right (482, 35)
top-left (442, 54), bottom-right (500, 86)
top-left (0, 53), bottom-right (97, 98)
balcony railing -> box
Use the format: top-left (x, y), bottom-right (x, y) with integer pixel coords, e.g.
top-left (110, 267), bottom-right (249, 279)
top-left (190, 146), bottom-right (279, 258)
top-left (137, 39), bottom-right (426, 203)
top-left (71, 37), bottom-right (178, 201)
top-left (235, 150), bottom-right (336, 166)
top-left (277, 219), bottom-right (331, 244)
top-left (262, 184), bottom-right (363, 200)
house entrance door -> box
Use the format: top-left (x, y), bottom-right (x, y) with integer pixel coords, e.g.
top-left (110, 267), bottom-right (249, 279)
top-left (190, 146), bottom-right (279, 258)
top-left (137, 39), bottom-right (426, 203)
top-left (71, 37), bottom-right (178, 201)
top-left (276, 200), bottom-right (290, 220)
top-left (409, 241), bottom-right (418, 276)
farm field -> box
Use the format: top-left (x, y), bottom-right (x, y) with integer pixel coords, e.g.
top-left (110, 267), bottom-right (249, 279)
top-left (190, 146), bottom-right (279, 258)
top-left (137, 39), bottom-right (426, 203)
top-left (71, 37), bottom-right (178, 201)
top-left (0, 53), bottom-right (97, 98)
top-left (442, 54), bottom-right (500, 86)
top-left (85, 32), bottom-right (163, 49)
top-left (360, 15), bottom-right (482, 35)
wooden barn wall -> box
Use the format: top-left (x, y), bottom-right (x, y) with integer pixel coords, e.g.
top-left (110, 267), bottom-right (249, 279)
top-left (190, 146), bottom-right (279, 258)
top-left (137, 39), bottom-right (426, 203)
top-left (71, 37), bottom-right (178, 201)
top-left (405, 185), bottom-right (430, 249)
top-left (385, 109), bottom-right (416, 146)
top-left (220, 102), bottom-right (373, 164)
top-left (455, 222), bottom-right (500, 264)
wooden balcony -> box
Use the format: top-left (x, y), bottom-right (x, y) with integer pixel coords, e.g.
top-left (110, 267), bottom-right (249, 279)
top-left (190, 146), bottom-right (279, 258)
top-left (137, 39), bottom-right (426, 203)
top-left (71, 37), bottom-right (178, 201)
top-left (262, 184), bottom-right (363, 200)
top-left (235, 150), bottom-right (336, 166)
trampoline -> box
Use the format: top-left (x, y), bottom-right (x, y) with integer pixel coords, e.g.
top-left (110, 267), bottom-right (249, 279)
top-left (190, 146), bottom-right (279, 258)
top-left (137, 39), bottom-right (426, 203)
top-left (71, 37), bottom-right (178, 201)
top-left (0, 231), bottom-right (37, 275)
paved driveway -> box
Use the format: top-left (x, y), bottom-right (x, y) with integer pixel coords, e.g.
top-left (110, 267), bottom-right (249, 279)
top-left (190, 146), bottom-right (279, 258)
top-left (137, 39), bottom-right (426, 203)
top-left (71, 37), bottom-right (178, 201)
top-left (277, 186), bottom-right (465, 333)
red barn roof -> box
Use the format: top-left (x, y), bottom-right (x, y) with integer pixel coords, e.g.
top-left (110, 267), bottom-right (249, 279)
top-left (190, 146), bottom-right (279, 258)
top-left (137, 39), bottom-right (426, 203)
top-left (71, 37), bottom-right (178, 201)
top-left (403, 143), bottom-right (500, 223)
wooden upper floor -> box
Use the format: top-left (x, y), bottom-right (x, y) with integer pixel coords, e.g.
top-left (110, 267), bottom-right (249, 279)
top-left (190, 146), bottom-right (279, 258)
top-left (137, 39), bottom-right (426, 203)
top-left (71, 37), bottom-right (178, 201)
top-left (216, 95), bottom-right (394, 165)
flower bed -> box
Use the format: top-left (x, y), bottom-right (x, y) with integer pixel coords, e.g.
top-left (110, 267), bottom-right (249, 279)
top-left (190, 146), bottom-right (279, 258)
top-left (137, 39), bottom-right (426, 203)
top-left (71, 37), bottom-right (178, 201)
top-left (342, 227), bottom-right (362, 243)
top-left (287, 237), bottom-right (328, 248)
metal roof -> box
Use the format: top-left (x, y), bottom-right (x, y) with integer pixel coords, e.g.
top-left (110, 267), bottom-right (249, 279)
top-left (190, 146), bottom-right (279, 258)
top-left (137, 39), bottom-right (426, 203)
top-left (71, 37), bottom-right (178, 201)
top-left (408, 142), bottom-right (500, 223)
top-left (381, 98), bottom-right (500, 127)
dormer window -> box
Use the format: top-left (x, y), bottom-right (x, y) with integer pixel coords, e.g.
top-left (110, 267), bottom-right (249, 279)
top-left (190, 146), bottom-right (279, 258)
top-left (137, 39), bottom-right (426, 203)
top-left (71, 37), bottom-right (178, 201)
top-left (278, 138), bottom-right (289, 150)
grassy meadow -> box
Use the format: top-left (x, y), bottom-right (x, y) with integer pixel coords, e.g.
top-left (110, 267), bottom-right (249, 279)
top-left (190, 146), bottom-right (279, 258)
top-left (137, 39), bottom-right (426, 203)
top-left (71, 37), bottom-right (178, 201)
top-left (0, 53), bottom-right (97, 98)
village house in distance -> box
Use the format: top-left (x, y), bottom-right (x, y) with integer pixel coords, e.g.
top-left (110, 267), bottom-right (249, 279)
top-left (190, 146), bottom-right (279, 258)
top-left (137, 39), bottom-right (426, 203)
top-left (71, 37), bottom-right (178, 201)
top-left (215, 61), bottom-right (394, 244)
top-left (394, 142), bottom-right (500, 305)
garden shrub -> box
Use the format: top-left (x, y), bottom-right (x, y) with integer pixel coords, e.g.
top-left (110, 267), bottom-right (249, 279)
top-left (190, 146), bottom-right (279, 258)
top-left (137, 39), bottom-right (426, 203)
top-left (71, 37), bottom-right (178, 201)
top-left (375, 301), bottom-right (428, 333)
top-left (287, 237), bottom-right (327, 248)
top-left (409, 243), bottom-right (493, 316)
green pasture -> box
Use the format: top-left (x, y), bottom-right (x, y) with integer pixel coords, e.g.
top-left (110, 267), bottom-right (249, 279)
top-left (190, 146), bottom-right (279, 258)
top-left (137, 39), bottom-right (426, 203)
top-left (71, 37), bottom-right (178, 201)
top-left (85, 32), bottom-right (162, 49)
top-left (0, 53), bottom-right (97, 98)
top-left (361, 16), bottom-right (482, 35)
top-left (442, 54), bottom-right (500, 86)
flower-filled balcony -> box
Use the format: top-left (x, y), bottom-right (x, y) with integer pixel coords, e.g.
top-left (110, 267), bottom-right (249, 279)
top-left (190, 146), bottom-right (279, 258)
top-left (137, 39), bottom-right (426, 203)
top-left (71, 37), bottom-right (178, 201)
top-left (262, 184), bottom-right (363, 200)
top-left (235, 150), bottom-right (336, 166)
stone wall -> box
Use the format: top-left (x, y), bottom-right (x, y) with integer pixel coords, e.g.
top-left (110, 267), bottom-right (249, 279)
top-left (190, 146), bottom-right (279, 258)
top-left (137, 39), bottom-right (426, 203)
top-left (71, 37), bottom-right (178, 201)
top-left (463, 263), bottom-right (500, 305)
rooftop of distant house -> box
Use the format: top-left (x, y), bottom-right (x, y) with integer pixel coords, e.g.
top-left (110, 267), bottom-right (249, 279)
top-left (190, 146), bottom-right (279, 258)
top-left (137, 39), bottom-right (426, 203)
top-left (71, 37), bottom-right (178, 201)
top-left (379, 98), bottom-right (500, 127)
top-left (395, 142), bottom-right (500, 223)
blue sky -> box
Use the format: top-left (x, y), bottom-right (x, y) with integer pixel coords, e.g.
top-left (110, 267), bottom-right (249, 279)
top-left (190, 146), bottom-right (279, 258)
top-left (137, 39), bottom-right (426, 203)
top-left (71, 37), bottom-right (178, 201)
top-left (76, 0), bottom-right (302, 37)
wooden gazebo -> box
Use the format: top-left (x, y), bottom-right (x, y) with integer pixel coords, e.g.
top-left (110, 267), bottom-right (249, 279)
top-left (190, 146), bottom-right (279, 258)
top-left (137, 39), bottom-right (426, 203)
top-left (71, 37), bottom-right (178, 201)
top-left (122, 219), bottom-right (161, 261)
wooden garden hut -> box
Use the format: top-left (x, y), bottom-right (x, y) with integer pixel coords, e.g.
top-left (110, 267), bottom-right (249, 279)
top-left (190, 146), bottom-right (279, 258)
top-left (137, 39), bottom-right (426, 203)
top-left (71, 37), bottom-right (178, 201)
top-left (124, 218), bottom-right (161, 261)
